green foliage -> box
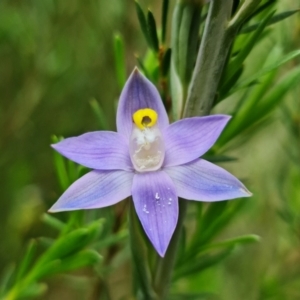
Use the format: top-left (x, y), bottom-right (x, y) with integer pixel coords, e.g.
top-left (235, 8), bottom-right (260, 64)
top-left (1, 0), bottom-right (300, 299)
top-left (89, 98), bottom-right (110, 130)
top-left (174, 247), bottom-right (235, 281)
top-left (161, 0), bottom-right (170, 43)
top-left (113, 34), bottom-right (127, 91)
top-left (52, 135), bottom-right (71, 191)
top-left (135, 2), bottom-right (160, 53)
top-left (1, 221), bottom-right (103, 299)
top-left (240, 9), bottom-right (300, 34)
top-left (222, 10), bottom-right (276, 90)
top-left (162, 48), bottom-right (172, 77)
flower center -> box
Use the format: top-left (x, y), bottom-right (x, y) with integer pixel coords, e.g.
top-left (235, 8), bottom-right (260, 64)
top-left (129, 108), bottom-right (165, 172)
top-left (132, 108), bottom-right (158, 129)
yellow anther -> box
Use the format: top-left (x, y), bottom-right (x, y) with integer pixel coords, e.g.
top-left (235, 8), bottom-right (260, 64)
top-left (133, 108), bottom-right (158, 130)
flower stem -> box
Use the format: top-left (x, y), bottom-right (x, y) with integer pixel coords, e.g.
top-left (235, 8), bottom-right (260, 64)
top-left (228, 0), bottom-right (262, 30)
top-left (128, 200), bottom-right (157, 299)
top-left (184, 0), bottom-right (234, 117)
top-left (170, 1), bottom-right (202, 120)
top-left (151, 1), bottom-right (236, 298)
top-left (153, 199), bottom-right (187, 299)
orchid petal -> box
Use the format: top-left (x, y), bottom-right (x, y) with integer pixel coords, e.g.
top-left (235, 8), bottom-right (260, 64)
top-left (132, 171), bottom-right (178, 257)
top-left (49, 170), bottom-right (133, 212)
top-left (52, 131), bottom-right (132, 171)
top-left (165, 159), bottom-right (251, 201)
top-left (163, 115), bottom-right (231, 167)
top-left (117, 69), bottom-right (169, 139)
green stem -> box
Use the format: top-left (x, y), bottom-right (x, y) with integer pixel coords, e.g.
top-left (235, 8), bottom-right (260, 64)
top-left (184, 0), bottom-right (234, 117)
top-left (170, 1), bottom-right (202, 120)
top-left (153, 199), bottom-right (187, 299)
top-left (132, 1), bottom-right (265, 298)
top-left (151, 1), bottom-right (236, 298)
top-left (229, 0), bottom-right (262, 30)
top-left (128, 200), bottom-right (157, 299)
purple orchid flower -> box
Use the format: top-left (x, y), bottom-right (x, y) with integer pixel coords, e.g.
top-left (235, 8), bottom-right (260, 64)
top-left (49, 68), bottom-right (251, 257)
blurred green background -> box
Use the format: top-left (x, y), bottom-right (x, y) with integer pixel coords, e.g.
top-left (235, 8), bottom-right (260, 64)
top-left (1, 0), bottom-right (300, 299)
top-left (0, 0), bottom-right (138, 262)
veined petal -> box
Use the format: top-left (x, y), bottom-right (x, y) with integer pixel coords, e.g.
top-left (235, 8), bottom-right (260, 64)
top-left (49, 170), bottom-right (133, 212)
top-left (163, 115), bottom-right (231, 167)
top-left (52, 131), bottom-right (132, 171)
top-left (165, 159), bottom-right (251, 201)
top-left (117, 69), bottom-right (169, 139)
top-left (132, 171), bottom-right (178, 257)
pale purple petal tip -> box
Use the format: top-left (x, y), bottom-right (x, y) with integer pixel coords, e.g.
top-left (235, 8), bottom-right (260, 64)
top-left (117, 68), bottom-right (169, 139)
top-left (163, 115), bottom-right (231, 167)
top-left (51, 131), bottom-right (132, 171)
top-left (49, 170), bottom-right (133, 212)
top-left (165, 159), bottom-right (251, 202)
top-left (132, 171), bottom-right (178, 257)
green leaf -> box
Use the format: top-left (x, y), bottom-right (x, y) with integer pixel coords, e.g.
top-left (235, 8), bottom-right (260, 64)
top-left (184, 0), bottom-right (234, 117)
top-left (60, 249), bottom-right (102, 272)
top-left (42, 213), bottom-right (65, 231)
top-left (173, 247), bottom-right (234, 280)
top-left (199, 234), bottom-right (261, 253)
top-left (67, 159), bottom-right (78, 183)
top-left (176, 4), bottom-right (201, 87)
top-left (229, 49), bottom-right (300, 96)
top-left (202, 154), bottom-right (237, 163)
top-left (200, 201), bottom-right (228, 238)
top-left (16, 240), bottom-right (37, 282)
top-left (170, 59), bottom-right (184, 120)
top-left (182, 200), bottom-right (246, 263)
top-left (153, 199), bottom-right (188, 299)
top-left (95, 229), bottom-right (128, 250)
top-left (177, 5), bottom-right (193, 85)
top-left (241, 9), bottom-right (300, 34)
top-left (198, 201), bottom-right (246, 246)
top-left (219, 66), bottom-right (244, 100)
top-left (0, 265), bottom-right (15, 297)
top-left (31, 260), bottom-right (61, 280)
top-left (184, 6), bottom-right (201, 86)
top-left (129, 201), bottom-right (156, 299)
top-left (89, 98), bottom-right (110, 130)
top-left (171, 3), bottom-right (184, 70)
top-left (170, 3), bottom-right (184, 120)
top-left (169, 2), bottom-right (202, 113)
top-left (176, 225), bottom-right (187, 263)
top-left (41, 250), bottom-right (102, 277)
top-left (41, 228), bottom-right (89, 261)
top-left (113, 33), bottom-right (126, 90)
top-left (143, 49), bottom-right (160, 80)
top-left (215, 46), bottom-right (282, 149)
top-left (147, 10), bottom-right (159, 52)
top-left (37, 237), bottom-right (55, 249)
top-left (224, 10), bottom-right (275, 87)
top-left (244, 0), bottom-right (276, 24)
top-left (179, 201), bottom-right (227, 264)
top-left (39, 220), bottom-right (103, 263)
top-left (162, 48), bottom-right (171, 76)
top-left (135, 1), bottom-right (150, 46)
top-left (280, 104), bottom-right (299, 139)
top-left (51, 135), bottom-right (70, 191)
top-left (161, 0), bottom-right (169, 43)
top-left (135, 55), bottom-right (150, 78)
top-left (229, 0), bottom-right (272, 30)
top-left (254, 66), bottom-right (300, 121)
top-left (19, 283), bottom-right (48, 298)
top-left (218, 65), bottom-right (300, 150)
